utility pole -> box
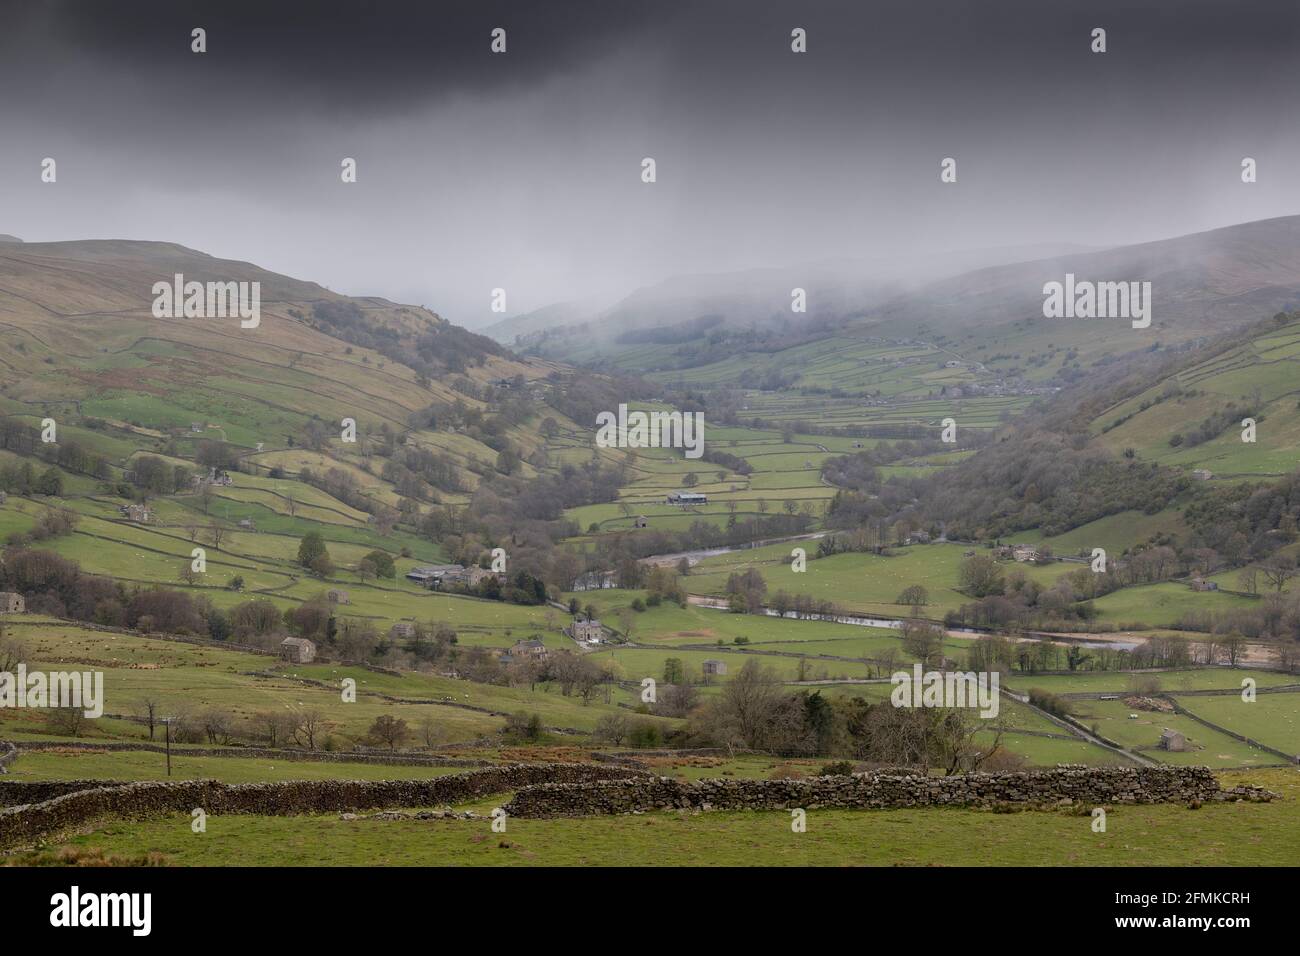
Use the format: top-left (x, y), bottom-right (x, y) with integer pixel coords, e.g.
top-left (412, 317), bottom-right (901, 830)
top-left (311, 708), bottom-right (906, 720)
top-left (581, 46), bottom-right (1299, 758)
top-left (164, 717), bottom-right (172, 777)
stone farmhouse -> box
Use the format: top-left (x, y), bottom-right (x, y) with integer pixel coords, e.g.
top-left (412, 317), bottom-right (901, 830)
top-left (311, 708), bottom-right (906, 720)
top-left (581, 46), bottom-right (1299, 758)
top-left (510, 638), bottom-right (549, 660)
top-left (566, 619), bottom-right (604, 643)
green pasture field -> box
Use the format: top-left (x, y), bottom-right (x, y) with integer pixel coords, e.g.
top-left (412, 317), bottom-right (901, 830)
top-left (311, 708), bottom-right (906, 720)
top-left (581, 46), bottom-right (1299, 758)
top-left (1001, 668), bottom-right (1293, 696)
top-left (685, 542), bottom-right (1074, 618)
top-left (0, 624), bottom-right (672, 746)
top-left (1088, 582), bottom-right (1260, 628)
top-left (1067, 699), bottom-right (1279, 768)
top-left (973, 731), bottom-right (1128, 767)
top-left (1013, 508), bottom-right (1192, 557)
top-left (1173, 692), bottom-right (1300, 757)
top-left (2, 749), bottom-right (471, 785)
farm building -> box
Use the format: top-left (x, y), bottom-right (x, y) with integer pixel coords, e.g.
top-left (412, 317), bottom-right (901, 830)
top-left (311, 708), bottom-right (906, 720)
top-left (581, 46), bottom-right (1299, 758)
top-left (120, 503), bottom-right (152, 523)
top-left (238, 518), bottom-right (256, 530)
top-left (0, 592), bottom-right (25, 614)
top-left (702, 659), bottom-right (728, 677)
top-left (389, 622), bottom-right (416, 640)
top-left (1012, 545), bottom-right (1040, 563)
top-left (279, 637), bottom-right (316, 664)
top-left (1192, 469), bottom-right (1214, 481)
top-left (1189, 577), bottom-right (1219, 592)
top-left (327, 589), bottom-right (350, 605)
top-left (634, 515), bottom-right (648, 528)
top-left (567, 619), bottom-right (604, 643)
top-left (667, 491), bottom-right (708, 506)
top-left (405, 564), bottom-right (463, 587)
top-left (511, 639), bottom-right (549, 659)
top-left (0, 490), bottom-right (7, 505)
top-left (1159, 729), bottom-right (1186, 752)
top-left (907, 531), bottom-right (932, 545)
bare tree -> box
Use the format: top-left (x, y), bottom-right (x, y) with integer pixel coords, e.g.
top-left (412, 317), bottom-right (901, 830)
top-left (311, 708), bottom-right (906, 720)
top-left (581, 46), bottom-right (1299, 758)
top-left (1237, 567), bottom-right (1258, 595)
top-left (140, 698), bottom-right (160, 740)
top-left (0, 627), bottom-right (29, 672)
top-left (928, 709), bottom-right (1004, 776)
top-left (1221, 631), bottom-right (1247, 667)
top-left (594, 713), bottom-right (630, 746)
top-left (418, 714), bottom-right (442, 749)
top-left (1261, 557), bottom-right (1296, 593)
top-left (49, 706), bottom-right (87, 738)
top-left (617, 607), bottom-right (637, 643)
top-left (367, 714), bottom-right (411, 750)
top-left (200, 709), bottom-right (235, 745)
top-left (292, 709), bottom-right (330, 750)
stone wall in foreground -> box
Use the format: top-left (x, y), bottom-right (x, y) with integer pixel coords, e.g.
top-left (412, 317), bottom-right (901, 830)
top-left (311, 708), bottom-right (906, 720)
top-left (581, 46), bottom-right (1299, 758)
top-left (504, 765), bottom-right (1232, 818)
top-left (0, 763), bottom-right (648, 849)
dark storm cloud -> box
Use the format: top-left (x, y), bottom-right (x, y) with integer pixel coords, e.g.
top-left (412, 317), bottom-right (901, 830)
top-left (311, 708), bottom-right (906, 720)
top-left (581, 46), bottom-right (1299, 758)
top-left (3, 0), bottom-right (674, 116)
top-left (0, 0), bottom-right (1297, 325)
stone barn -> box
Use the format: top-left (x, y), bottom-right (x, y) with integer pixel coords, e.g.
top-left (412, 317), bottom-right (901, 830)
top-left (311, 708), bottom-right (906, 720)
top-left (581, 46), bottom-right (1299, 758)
top-left (0, 592), bottom-right (25, 614)
top-left (327, 589), bottom-right (350, 605)
top-left (702, 659), bottom-right (728, 677)
top-left (279, 637), bottom-right (317, 664)
top-left (1159, 728), bottom-right (1186, 752)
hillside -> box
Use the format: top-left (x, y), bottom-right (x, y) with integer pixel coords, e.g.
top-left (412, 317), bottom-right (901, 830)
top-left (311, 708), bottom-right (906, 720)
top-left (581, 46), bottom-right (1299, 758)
top-left (490, 243), bottom-right (1099, 349)
top-left (1087, 313), bottom-right (1300, 479)
top-left (0, 238), bottom-right (614, 673)
top-left (0, 238), bottom-right (556, 495)
top-left (511, 218), bottom-right (1300, 397)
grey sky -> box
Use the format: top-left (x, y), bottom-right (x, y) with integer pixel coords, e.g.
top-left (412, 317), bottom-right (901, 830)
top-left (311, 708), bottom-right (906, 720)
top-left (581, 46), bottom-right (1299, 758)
top-left (1, 0), bottom-right (1297, 327)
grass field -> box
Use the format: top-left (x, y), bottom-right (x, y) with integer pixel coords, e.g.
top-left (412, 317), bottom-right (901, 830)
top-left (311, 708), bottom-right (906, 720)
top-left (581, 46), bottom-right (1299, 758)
top-left (0, 623), bottom-right (675, 747)
top-left (30, 768), bottom-right (1297, 866)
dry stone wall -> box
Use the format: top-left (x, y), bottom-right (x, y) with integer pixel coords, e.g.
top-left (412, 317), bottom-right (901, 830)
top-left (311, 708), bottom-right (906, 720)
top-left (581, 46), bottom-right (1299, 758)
top-left (0, 762), bottom-right (648, 850)
top-left (505, 765), bottom-right (1236, 818)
